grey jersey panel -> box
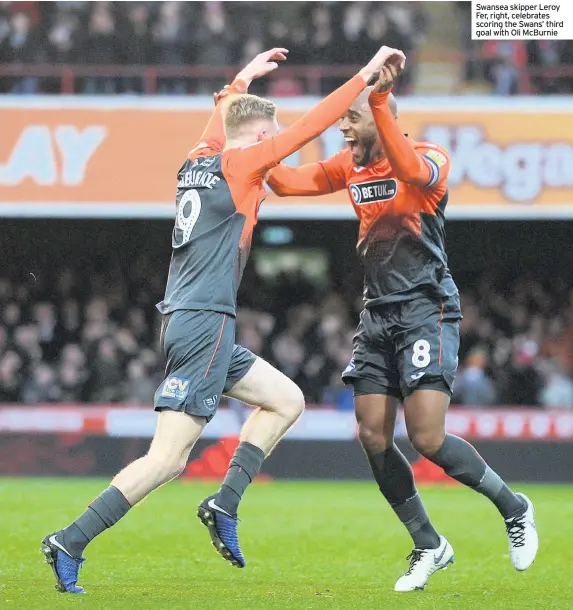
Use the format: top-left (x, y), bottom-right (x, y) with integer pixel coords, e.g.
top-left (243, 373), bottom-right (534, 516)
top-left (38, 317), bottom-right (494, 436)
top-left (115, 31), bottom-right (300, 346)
top-left (157, 155), bottom-right (245, 316)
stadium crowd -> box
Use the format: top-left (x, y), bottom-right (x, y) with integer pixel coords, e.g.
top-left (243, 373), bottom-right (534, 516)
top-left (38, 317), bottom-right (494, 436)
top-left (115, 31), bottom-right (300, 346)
top-left (0, 0), bottom-right (426, 94)
top-left (0, 259), bottom-right (572, 409)
top-left (3, 0), bottom-right (571, 95)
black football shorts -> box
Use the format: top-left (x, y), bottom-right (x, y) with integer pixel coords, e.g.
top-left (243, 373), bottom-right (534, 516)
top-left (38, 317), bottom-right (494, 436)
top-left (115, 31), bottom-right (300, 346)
top-left (154, 310), bottom-right (256, 422)
top-left (342, 294), bottom-right (462, 401)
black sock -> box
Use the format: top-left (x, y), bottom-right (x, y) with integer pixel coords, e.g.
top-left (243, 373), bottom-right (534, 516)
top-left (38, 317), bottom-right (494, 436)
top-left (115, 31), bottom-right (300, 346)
top-left (428, 434), bottom-right (525, 519)
top-left (216, 442), bottom-right (265, 515)
top-left (367, 445), bottom-right (440, 549)
top-left (60, 486), bottom-right (131, 558)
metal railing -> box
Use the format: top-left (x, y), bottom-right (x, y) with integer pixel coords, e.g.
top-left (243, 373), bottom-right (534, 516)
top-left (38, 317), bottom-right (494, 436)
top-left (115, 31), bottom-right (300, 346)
top-left (0, 64), bottom-right (360, 95)
top-left (0, 61), bottom-right (571, 95)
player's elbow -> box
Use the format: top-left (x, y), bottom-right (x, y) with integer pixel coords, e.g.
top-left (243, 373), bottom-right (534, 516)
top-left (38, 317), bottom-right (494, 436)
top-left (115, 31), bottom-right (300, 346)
top-left (266, 180), bottom-right (290, 197)
top-left (270, 185), bottom-right (289, 197)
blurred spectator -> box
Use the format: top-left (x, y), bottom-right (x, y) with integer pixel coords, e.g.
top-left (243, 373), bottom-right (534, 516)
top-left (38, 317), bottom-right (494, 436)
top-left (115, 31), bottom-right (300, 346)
top-left (453, 347), bottom-right (497, 406)
top-left (195, 2), bottom-right (234, 67)
top-left (122, 3), bottom-right (152, 93)
top-left (493, 43), bottom-right (521, 95)
top-left (46, 10), bottom-right (78, 64)
top-left (307, 4), bottom-right (338, 92)
top-left (81, 4), bottom-right (121, 93)
top-left (89, 337), bottom-right (123, 402)
top-left (0, 350), bottom-right (24, 402)
top-left (123, 359), bottom-right (157, 404)
top-left (539, 361), bottom-right (573, 410)
top-left (152, 1), bottom-right (191, 93)
top-left (59, 361), bottom-right (88, 403)
top-left (6, 11), bottom-right (44, 93)
top-left (21, 363), bottom-right (61, 404)
top-left (340, 3), bottom-right (368, 64)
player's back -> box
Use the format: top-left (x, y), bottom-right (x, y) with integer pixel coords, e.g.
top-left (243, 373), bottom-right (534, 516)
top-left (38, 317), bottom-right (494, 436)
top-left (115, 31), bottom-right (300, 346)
top-left (157, 152), bottom-right (261, 317)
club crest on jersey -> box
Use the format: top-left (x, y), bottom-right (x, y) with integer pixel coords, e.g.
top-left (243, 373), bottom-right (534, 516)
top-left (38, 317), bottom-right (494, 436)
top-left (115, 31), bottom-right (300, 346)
top-left (198, 156), bottom-right (216, 169)
top-left (349, 179), bottom-right (397, 205)
top-left (160, 376), bottom-right (191, 401)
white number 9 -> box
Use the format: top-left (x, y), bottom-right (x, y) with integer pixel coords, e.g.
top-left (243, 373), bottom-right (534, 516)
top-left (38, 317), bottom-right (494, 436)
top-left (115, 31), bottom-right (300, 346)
top-left (412, 339), bottom-right (431, 368)
top-left (174, 189), bottom-right (202, 247)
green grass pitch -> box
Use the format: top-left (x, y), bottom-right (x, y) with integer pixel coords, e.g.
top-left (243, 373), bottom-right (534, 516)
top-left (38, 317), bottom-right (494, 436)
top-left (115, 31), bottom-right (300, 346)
top-left (0, 479), bottom-right (571, 609)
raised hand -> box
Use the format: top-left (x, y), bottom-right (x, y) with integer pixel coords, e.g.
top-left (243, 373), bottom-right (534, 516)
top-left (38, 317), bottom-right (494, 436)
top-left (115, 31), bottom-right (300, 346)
top-left (373, 59), bottom-right (403, 93)
top-left (236, 47), bottom-right (289, 84)
top-left (213, 48), bottom-right (289, 106)
top-left (360, 46), bottom-right (406, 84)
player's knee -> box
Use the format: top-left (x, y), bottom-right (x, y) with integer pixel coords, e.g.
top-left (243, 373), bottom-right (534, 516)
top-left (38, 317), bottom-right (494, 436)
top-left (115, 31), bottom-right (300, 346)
top-left (144, 452), bottom-right (188, 482)
top-left (358, 422), bottom-right (393, 455)
top-left (408, 430), bottom-right (445, 457)
top-left (281, 384), bottom-right (305, 422)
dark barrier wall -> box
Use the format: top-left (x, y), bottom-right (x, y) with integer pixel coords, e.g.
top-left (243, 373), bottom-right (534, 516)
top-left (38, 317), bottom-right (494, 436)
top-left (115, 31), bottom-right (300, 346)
top-left (1, 435), bottom-right (571, 483)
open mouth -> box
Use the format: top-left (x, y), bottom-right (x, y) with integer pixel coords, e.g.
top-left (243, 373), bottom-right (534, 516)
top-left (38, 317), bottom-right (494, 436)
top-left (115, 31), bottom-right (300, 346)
top-left (344, 136), bottom-right (358, 154)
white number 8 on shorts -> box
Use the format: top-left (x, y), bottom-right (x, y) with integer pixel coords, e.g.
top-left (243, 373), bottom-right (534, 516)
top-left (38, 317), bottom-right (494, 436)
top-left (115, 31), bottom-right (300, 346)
top-left (412, 339), bottom-right (431, 368)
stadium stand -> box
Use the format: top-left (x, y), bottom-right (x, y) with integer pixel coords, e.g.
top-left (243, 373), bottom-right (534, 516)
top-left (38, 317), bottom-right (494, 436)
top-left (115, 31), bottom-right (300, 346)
top-left (1, 1), bottom-right (572, 95)
top-left (1, 258), bottom-right (571, 407)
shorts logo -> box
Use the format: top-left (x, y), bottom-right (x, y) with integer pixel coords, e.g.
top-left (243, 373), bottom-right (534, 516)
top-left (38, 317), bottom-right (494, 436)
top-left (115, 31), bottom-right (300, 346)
top-left (349, 179), bottom-right (397, 206)
top-left (343, 358), bottom-right (356, 375)
top-left (203, 395), bottom-right (219, 410)
top-left (425, 149), bottom-right (447, 167)
top-left (161, 376), bottom-right (191, 400)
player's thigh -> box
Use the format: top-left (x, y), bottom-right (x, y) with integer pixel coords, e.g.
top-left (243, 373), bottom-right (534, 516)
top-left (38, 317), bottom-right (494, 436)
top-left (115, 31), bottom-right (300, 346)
top-left (223, 344), bottom-right (257, 396)
top-left (154, 309), bottom-right (235, 422)
top-left (395, 295), bottom-right (461, 401)
top-left (342, 308), bottom-right (401, 400)
top-left (225, 355), bottom-right (304, 416)
top-left (147, 409), bottom-right (206, 464)
top-left (354, 392), bottom-right (400, 452)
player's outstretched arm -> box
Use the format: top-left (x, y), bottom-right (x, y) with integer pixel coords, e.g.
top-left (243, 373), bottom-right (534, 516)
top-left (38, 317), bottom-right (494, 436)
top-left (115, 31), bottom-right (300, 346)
top-left (236, 46), bottom-right (406, 179)
top-left (368, 61), bottom-right (447, 188)
top-left (192, 48), bottom-right (289, 155)
top-left (266, 152), bottom-right (348, 197)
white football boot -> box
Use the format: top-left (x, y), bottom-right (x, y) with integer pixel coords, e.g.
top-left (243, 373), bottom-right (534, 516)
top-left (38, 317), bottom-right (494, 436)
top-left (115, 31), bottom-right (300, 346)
top-left (505, 492), bottom-right (538, 571)
top-left (394, 535), bottom-right (454, 592)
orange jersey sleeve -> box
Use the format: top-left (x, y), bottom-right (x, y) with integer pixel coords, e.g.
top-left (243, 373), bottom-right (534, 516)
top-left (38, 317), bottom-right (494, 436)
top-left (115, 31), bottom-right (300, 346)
top-left (188, 79), bottom-right (249, 157)
top-left (266, 149), bottom-right (350, 196)
top-left (224, 74), bottom-right (366, 183)
top-left (368, 89), bottom-right (450, 189)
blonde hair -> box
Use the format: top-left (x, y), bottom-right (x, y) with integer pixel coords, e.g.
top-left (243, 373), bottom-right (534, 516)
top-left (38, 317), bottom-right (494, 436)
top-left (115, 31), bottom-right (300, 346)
top-left (224, 94), bottom-right (277, 139)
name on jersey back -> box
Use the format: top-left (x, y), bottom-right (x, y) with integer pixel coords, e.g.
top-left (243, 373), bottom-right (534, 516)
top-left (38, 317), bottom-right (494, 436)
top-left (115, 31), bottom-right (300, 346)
top-left (177, 170), bottom-right (220, 189)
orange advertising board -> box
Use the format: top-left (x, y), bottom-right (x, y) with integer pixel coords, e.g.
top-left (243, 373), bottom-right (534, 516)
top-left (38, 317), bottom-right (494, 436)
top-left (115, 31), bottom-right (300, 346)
top-left (1, 97), bottom-right (572, 218)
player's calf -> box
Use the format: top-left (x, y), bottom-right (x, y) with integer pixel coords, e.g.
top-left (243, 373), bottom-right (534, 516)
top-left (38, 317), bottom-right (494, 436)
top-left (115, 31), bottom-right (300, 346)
top-left (197, 358), bottom-right (304, 567)
top-left (42, 410), bottom-right (204, 593)
top-left (404, 390), bottom-right (539, 568)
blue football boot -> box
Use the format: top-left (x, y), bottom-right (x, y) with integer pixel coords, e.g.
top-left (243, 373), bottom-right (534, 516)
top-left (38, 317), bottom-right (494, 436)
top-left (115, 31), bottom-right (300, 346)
top-left (41, 532), bottom-right (86, 594)
top-left (198, 495), bottom-right (245, 568)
